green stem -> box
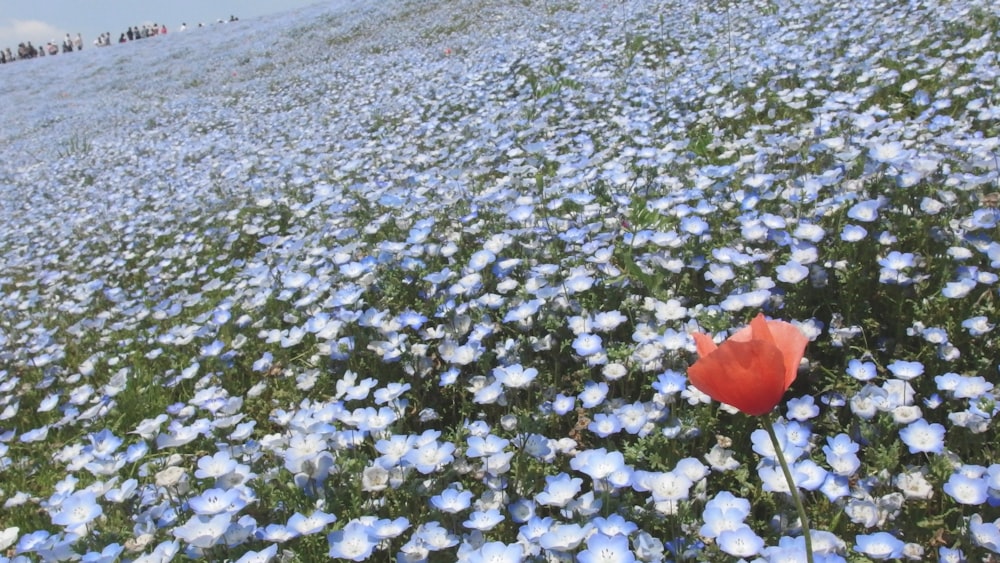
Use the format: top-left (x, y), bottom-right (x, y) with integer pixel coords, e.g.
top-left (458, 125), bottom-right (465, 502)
top-left (762, 414), bottom-right (814, 563)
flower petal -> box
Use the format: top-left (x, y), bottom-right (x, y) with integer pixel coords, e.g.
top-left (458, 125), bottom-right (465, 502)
top-left (687, 338), bottom-right (788, 416)
top-left (763, 319), bottom-right (809, 388)
top-left (692, 332), bottom-right (717, 358)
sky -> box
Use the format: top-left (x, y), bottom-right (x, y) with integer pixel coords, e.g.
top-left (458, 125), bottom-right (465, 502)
top-left (0, 0), bottom-right (322, 49)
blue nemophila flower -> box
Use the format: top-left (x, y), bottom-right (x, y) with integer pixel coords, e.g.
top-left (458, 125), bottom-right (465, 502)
top-left (962, 315), bottom-right (995, 336)
top-left (717, 525), bottom-right (764, 558)
top-left (188, 488), bottom-right (246, 516)
top-left (370, 517), bottom-right (409, 540)
top-left (953, 375), bottom-right (993, 399)
top-left (776, 260), bottom-right (809, 284)
top-left (899, 418), bottom-right (945, 454)
top-left (466, 434), bottom-right (509, 458)
top-left (577, 532), bottom-right (636, 563)
top-left (572, 448), bottom-right (628, 482)
top-left (234, 544), bottom-right (277, 563)
top-left (794, 222), bottom-right (826, 243)
top-left (573, 333), bottom-right (604, 357)
top-left (699, 505), bottom-right (747, 539)
top-left (632, 469), bottom-right (693, 503)
top-left (81, 542), bottom-right (125, 563)
top-left (878, 251), bottom-right (916, 284)
top-left (589, 413), bottom-right (623, 438)
top-left (945, 469), bottom-right (989, 505)
top-left (578, 380), bottom-right (609, 408)
top-left (750, 426), bottom-right (803, 463)
top-left (847, 198), bottom-right (882, 222)
top-left (51, 490), bottom-right (102, 533)
top-left (538, 522), bottom-right (592, 551)
top-left (535, 473), bottom-right (583, 508)
top-left (502, 298), bottom-right (543, 324)
top-left (942, 277), bottom-right (976, 298)
top-left (615, 401), bottom-right (650, 436)
top-left (472, 379), bottom-right (504, 405)
top-left (86, 429), bottom-right (123, 459)
top-left (786, 395), bottom-right (819, 421)
top-left (430, 486), bottom-right (473, 513)
top-left (463, 508), bottom-right (504, 531)
top-left (854, 531), bottom-right (905, 560)
top-left (463, 541), bottom-right (524, 563)
top-left (551, 393), bottom-right (576, 415)
top-left (403, 439), bottom-right (455, 474)
top-left (705, 263), bottom-right (735, 286)
top-left (591, 514), bottom-right (638, 537)
top-left (970, 513), bottom-right (1000, 552)
top-left (411, 521), bottom-right (458, 551)
top-left (518, 515), bottom-right (554, 544)
top-left (841, 224), bottom-right (868, 242)
top-left (172, 513), bottom-right (231, 549)
top-left (680, 216), bottom-right (709, 235)
top-left (256, 523), bottom-right (296, 542)
top-left (327, 520), bottom-right (376, 560)
top-left (652, 370), bottom-right (687, 397)
top-left (823, 434), bottom-right (861, 476)
top-left (373, 382), bottom-right (411, 405)
top-left (467, 249), bottom-right (496, 272)
top-left (492, 364), bottom-right (538, 389)
top-left (847, 358), bottom-right (878, 381)
top-left (886, 359), bottom-right (923, 380)
top-left (287, 510), bottom-right (337, 536)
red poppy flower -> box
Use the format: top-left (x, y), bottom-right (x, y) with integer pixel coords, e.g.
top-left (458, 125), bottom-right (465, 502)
top-left (688, 313), bottom-right (808, 416)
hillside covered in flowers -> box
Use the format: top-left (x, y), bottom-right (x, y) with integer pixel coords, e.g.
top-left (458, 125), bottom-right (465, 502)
top-left (0, 0), bottom-right (998, 560)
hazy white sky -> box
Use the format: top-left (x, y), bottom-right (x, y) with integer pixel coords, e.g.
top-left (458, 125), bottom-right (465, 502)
top-left (0, 0), bottom-right (322, 48)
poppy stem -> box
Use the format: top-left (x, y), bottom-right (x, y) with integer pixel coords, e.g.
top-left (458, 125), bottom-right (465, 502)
top-left (762, 414), bottom-right (814, 563)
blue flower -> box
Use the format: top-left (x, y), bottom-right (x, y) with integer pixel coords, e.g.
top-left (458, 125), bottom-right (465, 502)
top-left (942, 277), bottom-right (976, 298)
top-left (578, 380), bottom-right (609, 408)
top-left (886, 359), bottom-right (923, 380)
top-left (430, 486), bottom-right (473, 514)
top-left (588, 413), bottom-right (622, 438)
top-left (717, 525), bottom-right (764, 557)
top-left (572, 333), bottom-right (604, 356)
top-left (462, 508), bottom-right (504, 531)
top-left (944, 471), bottom-right (988, 505)
top-left (172, 513), bottom-right (232, 549)
top-left (492, 364), bottom-right (538, 389)
top-left (51, 490), bottom-right (103, 532)
top-left (535, 473), bottom-right (583, 508)
top-left (577, 533), bottom-right (636, 563)
top-left (327, 520), bottom-right (376, 560)
top-left (550, 393), bottom-right (576, 415)
top-left (899, 418), bottom-right (945, 454)
top-left (786, 395), bottom-right (819, 420)
top-left (962, 315), bottom-right (995, 336)
top-left (538, 522), bottom-right (592, 551)
top-left (776, 260), bottom-right (809, 284)
top-left (840, 224), bottom-right (868, 242)
top-left (466, 434), bottom-right (509, 458)
top-left (970, 513), bottom-right (1000, 552)
top-left (287, 510), bottom-right (337, 536)
top-left (854, 531), bottom-right (905, 560)
top-left (847, 198), bottom-right (881, 222)
top-left (463, 541), bottom-right (524, 563)
top-left (188, 488), bottom-right (246, 516)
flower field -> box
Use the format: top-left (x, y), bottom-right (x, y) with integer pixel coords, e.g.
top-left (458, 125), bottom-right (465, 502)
top-left (0, 0), bottom-right (998, 560)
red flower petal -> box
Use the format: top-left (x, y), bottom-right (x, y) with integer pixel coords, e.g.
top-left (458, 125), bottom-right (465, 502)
top-left (687, 313), bottom-right (808, 416)
top-left (692, 332), bottom-right (717, 358)
top-left (688, 339), bottom-right (788, 415)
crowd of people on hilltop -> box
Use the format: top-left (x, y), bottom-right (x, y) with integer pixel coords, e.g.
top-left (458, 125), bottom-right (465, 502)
top-left (1, 15), bottom-right (239, 64)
